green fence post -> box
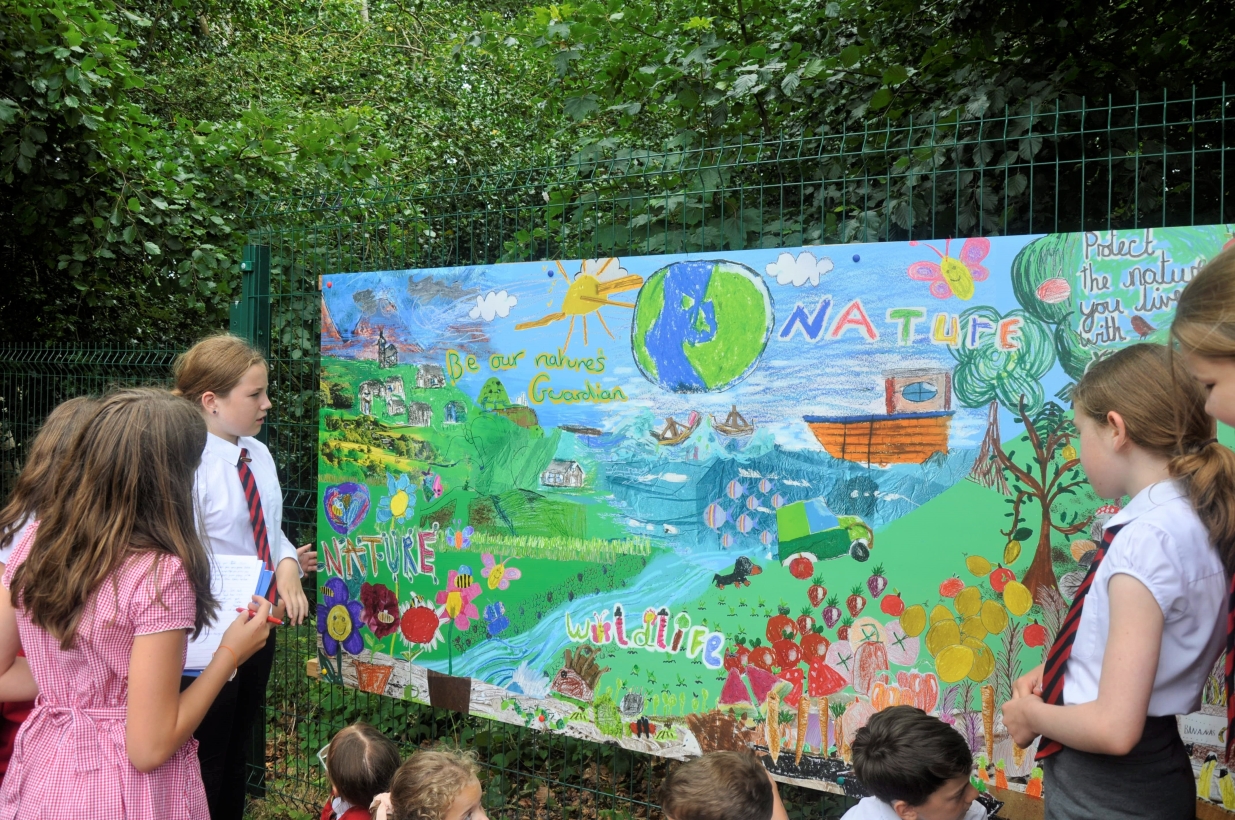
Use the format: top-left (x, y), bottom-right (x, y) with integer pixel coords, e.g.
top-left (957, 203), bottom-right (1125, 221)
top-left (240, 244), bottom-right (272, 357)
top-left (239, 244), bottom-right (272, 802)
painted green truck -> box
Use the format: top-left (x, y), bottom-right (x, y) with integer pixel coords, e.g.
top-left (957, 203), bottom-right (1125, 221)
top-left (776, 497), bottom-right (873, 565)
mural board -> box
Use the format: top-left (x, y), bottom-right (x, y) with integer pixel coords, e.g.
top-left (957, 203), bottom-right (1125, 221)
top-left (316, 225), bottom-right (1235, 801)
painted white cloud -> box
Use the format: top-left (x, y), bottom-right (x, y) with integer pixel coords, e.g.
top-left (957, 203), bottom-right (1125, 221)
top-left (765, 251), bottom-right (834, 287)
top-left (469, 290), bottom-right (518, 321)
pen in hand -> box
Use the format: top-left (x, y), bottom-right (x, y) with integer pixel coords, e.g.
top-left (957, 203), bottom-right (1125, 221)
top-left (236, 607), bottom-right (283, 626)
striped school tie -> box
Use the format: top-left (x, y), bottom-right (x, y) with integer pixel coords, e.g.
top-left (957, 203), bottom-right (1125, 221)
top-left (1036, 523), bottom-right (1124, 760)
top-left (238, 448), bottom-right (277, 603)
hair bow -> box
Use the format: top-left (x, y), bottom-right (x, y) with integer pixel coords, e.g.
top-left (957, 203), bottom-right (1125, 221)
top-left (370, 792), bottom-right (393, 820)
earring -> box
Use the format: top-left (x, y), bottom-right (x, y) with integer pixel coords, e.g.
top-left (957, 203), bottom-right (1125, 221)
top-left (212, 410), bottom-right (218, 415)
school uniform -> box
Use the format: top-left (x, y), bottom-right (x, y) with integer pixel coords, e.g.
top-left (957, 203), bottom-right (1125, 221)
top-left (185, 433), bottom-right (303, 820)
top-left (1044, 480), bottom-right (1226, 819)
top-left (0, 518), bottom-right (35, 788)
top-left (320, 797), bottom-right (371, 820)
top-left (840, 796), bottom-right (987, 819)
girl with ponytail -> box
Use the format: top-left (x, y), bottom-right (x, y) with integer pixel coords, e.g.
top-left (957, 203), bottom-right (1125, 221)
top-left (1001, 343), bottom-right (1234, 819)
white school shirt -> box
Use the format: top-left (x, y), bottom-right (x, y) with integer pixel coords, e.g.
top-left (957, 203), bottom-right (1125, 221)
top-left (841, 796), bottom-right (987, 820)
top-left (1064, 479), bottom-right (1226, 715)
top-left (0, 515), bottom-right (33, 565)
top-left (194, 433), bottom-right (300, 571)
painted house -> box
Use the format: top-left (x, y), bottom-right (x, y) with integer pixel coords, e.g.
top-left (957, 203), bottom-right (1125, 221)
top-left (540, 459), bottom-right (585, 488)
top-left (416, 364), bottom-right (447, 389)
top-left (384, 376), bottom-right (406, 400)
top-left (407, 402), bottom-right (432, 427)
top-left (444, 400), bottom-right (466, 425)
top-left (387, 396), bottom-right (408, 417)
top-left (357, 379), bottom-right (385, 416)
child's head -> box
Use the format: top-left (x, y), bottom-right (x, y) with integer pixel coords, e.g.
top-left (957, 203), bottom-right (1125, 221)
top-left (851, 706), bottom-right (977, 820)
top-left (1071, 343), bottom-right (1235, 566)
top-left (0, 395), bottom-right (99, 549)
top-left (326, 724), bottom-right (401, 810)
top-left (10, 388), bottom-right (216, 647)
top-left (659, 751), bottom-right (773, 820)
top-left (1172, 246), bottom-right (1235, 427)
top-left (173, 333), bottom-right (270, 440)
top-left (386, 748), bottom-right (486, 820)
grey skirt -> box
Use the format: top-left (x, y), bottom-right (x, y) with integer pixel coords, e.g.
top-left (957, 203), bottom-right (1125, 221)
top-left (1043, 716), bottom-right (1194, 820)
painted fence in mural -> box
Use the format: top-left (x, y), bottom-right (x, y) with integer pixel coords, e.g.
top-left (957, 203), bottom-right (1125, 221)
top-left (315, 224), bottom-right (1234, 799)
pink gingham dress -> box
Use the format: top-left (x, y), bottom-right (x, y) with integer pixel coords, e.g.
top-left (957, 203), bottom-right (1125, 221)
top-left (0, 524), bottom-right (209, 819)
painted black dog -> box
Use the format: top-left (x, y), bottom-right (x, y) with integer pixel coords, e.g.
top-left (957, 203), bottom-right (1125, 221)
top-left (712, 556), bottom-right (762, 589)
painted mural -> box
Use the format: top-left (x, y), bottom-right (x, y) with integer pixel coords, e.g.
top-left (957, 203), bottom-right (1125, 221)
top-left (316, 225), bottom-right (1235, 802)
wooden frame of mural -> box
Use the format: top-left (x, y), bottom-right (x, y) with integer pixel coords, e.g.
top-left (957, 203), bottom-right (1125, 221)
top-left (315, 224), bottom-right (1235, 804)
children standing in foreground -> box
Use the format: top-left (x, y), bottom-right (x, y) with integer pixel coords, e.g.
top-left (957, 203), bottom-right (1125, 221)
top-left (0, 389), bottom-right (274, 819)
top-left (659, 750), bottom-right (790, 820)
top-left (1001, 344), bottom-right (1234, 818)
top-left (173, 334), bottom-right (311, 820)
top-left (371, 749), bottom-right (487, 820)
top-left (846, 706), bottom-right (983, 820)
top-left (321, 724), bottom-right (401, 820)
top-left (0, 395), bottom-right (99, 787)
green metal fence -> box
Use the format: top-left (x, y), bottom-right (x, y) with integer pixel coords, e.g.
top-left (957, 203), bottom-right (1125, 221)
top-left (2, 87), bottom-right (1234, 820)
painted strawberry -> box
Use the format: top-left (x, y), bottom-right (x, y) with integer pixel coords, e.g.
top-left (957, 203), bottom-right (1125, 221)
top-left (747, 641), bottom-right (777, 672)
top-left (846, 585), bottom-right (867, 618)
top-left (766, 603), bottom-right (798, 643)
top-left (807, 656), bottom-right (847, 697)
top-left (836, 616), bottom-right (854, 642)
top-left (773, 631), bottom-right (802, 668)
top-left (796, 606), bottom-right (816, 634)
top-left (989, 565), bottom-right (1016, 594)
top-left (939, 576), bottom-right (964, 598)
top-left (807, 575), bottom-right (827, 608)
top-left (1024, 621), bottom-right (1047, 648)
top-left (800, 626), bottom-right (831, 663)
top-left (821, 596), bottom-right (842, 628)
top-left (880, 588), bottom-right (905, 617)
top-left (866, 564), bottom-right (888, 598)
top-left (788, 554), bottom-right (814, 580)
top-left (731, 633), bottom-right (751, 668)
top-left (723, 649), bottom-right (743, 672)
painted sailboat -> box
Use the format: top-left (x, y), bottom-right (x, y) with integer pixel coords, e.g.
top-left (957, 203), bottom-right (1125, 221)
top-left (712, 405), bottom-right (755, 438)
top-left (652, 412), bottom-right (700, 446)
top-left (804, 369), bottom-right (954, 466)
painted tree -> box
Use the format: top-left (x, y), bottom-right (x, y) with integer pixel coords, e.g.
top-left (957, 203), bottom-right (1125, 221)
top-left (950, 305), bottom-right (1054, 492)
top-left (951, 306), bottom-right (1091, 599)
top-left (997, 400), bottom-right (1092, 600)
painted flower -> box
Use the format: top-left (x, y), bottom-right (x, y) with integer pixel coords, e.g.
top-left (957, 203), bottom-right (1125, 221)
top-left (446, 525), bottom-right (474, 550)
top-left (377, 473), bottom-right (415, 524)
top-left (317, 577), bottom-right (364, 656)
top-left (435, 567), bottom-right (481, 631)
top-left (400, 598), bottom-right (447, 650)
top-left (359, 582), bottom-right (400, 639)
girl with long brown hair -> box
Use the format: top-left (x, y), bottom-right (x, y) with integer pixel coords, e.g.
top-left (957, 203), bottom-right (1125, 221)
top-left (0, 388), bottom-right (273, 819)
top-left (0, 395), bottom-right (99, 789)
top-left (173, 333), bottom-right (313, 820)
top-left (370, 748), bottom-right (488, 820)
top-left (1001, 344), bottom-right (1235, 818)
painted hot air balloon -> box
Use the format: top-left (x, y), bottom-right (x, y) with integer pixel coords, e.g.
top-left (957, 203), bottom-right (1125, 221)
top-left (725, 480), bottom-right (746, 500)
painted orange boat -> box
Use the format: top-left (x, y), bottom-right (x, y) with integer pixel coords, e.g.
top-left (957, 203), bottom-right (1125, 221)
top-left (804, 368), bottom-right (954, 466)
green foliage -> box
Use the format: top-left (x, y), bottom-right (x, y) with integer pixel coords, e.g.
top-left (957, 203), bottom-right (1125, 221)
top-left (951, 306), bottom-right (1055, 414)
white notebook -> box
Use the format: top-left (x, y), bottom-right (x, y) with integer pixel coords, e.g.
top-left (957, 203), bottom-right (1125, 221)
top-left (184, 554), bottom-right (267, 672)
